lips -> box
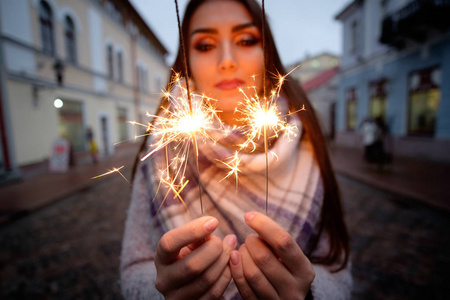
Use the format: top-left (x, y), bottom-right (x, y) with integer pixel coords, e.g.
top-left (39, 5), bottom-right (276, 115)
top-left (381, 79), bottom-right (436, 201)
top-left (215, 79), bottom-right (245, 90)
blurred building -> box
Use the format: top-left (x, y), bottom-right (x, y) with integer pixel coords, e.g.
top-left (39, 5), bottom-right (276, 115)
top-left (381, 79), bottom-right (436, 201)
top-left (335, 0), bottom-right (450, 162)
top-left (0, 0), bottom-right (168, 182)
top-left (302, 66), bottom-right (340, 141)
top-left (288, 53), bottom-right (340, 141)
top-left (288, 53), bottom-right (339, 83)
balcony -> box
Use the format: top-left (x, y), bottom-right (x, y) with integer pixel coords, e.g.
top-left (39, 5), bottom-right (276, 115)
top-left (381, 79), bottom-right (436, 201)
top-left (379, 0), bottom-right (450, 49)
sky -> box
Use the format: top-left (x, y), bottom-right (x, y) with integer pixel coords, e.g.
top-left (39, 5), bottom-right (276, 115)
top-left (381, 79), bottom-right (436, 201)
top-left (129, 0), bottom-right (351, 66)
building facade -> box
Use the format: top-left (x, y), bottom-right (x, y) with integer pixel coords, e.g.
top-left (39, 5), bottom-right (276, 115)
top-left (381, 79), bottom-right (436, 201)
top-left (335, 0), bottom-right (450, 162)
top-left (288, 52), bottom-right (339, 84)
top-left (288, 53), bottom-right (340, 141)
top-left (0, 0), bottom-right (168, 182)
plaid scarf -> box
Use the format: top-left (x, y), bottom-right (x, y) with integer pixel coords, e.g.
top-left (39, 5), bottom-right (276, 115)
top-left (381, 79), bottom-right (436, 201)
top-left (140, 97), bottom-right (323, 255)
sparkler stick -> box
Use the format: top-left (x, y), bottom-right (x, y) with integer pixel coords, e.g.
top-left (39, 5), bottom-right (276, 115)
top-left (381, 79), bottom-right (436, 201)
top-left (262, 0), bottom-right (269, 215)
top-left (235, 68), bottom-right (304, 215)
top-left (174, 0), bottom-right (204, 214)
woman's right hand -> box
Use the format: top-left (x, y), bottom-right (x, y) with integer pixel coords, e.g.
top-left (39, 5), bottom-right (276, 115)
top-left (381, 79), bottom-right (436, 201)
top-left (154, 216), bottom-right (237, 299)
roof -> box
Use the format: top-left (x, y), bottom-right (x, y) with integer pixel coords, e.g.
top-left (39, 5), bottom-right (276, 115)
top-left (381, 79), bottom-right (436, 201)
top-left (301, 66), bottom-right (339, 92)
top-left (335, 0), bottom-right (361, 21)
top-left (123, 0), bottom-right (168, 55)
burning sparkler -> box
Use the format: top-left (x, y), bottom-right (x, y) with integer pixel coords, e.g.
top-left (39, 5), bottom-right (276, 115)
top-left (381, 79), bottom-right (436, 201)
top-left (131, 75), bottom-right (223, 214)
top-left (234, 68), bottom-right (304, 214)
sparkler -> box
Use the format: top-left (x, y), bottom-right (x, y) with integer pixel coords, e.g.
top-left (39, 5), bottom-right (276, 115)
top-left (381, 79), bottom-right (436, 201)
top-left (235, 68), bottom-right (304, 214)
top-left (131, 74), bottom-right (223, 214)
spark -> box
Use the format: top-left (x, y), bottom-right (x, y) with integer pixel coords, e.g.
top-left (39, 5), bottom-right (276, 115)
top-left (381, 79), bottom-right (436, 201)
top-left (217, 151), bottom-right (242, 192)
top-left (128, 73), bottom-right (223, 213)
top-left (91, 166), bottom-right (131, 187)
top-left (235, 69), bottom-right (301, 152)
top-left (234, 67), bottom-right (303, 214)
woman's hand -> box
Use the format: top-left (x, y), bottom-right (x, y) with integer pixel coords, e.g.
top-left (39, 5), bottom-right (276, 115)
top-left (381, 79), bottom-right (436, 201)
top-left (229, 212), bottom-right (315, 300)
top-left (154, 216), bottom-right (237, 299)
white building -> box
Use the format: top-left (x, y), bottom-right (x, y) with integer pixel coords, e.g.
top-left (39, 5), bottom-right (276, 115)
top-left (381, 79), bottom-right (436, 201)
top-left (0, 0), bottom-right (169, 182)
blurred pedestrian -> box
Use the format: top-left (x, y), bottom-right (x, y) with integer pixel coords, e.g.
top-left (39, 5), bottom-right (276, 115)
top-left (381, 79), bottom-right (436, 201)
top-left (360, 117), bottom-right (377, 163)
top-left (360, 116), bottom-right (388, 171)
top-left (86, 128), bottom-right (99, 164)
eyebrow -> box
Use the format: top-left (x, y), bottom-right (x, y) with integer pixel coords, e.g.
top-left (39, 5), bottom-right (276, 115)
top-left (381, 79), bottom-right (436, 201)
top-left (191, 22), bottom-right (257, 36)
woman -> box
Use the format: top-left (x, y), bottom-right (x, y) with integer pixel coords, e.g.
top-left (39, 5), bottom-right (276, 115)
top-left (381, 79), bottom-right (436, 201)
top-left (121, 0), bottom-right (352, 299)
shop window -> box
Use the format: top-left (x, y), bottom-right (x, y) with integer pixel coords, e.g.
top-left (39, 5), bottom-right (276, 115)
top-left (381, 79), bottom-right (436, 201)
top-left (408, 67), bottom-right (441, 136)
top-left (59, 100), bottom-right (84, 151)
top-left (346, 88), bottom-right (357, 130)
top-left (64, 16), bottom-right (77, 63)
top-left (39, 0), bottom-right (54, 55)
top-left (369, 79), bottom-right (387, 121)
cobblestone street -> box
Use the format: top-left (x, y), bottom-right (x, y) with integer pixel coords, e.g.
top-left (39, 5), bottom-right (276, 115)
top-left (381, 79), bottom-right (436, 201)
top-left (1, 173), bottom-right (449, 299)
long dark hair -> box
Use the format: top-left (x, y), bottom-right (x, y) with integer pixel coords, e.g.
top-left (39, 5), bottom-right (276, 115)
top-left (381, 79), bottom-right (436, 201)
top-left (133, 0), bottom-right (349, 271)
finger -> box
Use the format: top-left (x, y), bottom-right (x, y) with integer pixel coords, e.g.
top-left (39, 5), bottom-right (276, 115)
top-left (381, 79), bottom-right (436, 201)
top-left (239, 244), bottom-right (278, 299)
top-left (157, 235), bottom-right (223, 293)
top-left (245, 234), bottom-right (295, 295)
top-left (244, 211), bottom-right (308, 275)
top-left (229, 250), bottom-right (258, 300)
top-left (157, 217), bottom-right (219, 264)
top-left (178, 235), bottom-right (213, 260)
top-left (186, 234), bottom-right (237, 298)
top-left (168, 235), bottom-right (237, 299)
top-left (199, 264), bottom-right (232, 300)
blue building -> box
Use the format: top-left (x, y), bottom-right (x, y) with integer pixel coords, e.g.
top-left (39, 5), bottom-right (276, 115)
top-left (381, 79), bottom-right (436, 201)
top-left (335, 0), bottom-right (450, 162)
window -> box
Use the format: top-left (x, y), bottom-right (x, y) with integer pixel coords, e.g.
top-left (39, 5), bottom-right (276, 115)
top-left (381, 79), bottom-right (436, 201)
top-left (106, 0), bottom-right (122, 23)
top-left (346, 88), bottom-right (357, 130)
top-left (117, 51), bottom-right (123, 83)
top-left (117, 107), bottom-right (128, 141)
top-left (155, 75), bottom-right (162, 93)
top-left (64, 16), bottom-right (77, 63)
top-left (137, 65), bottom-right (149, 93)
top-left (350, 20), bottom-right (358, 54)
top-left (107, 45), bottom-right (114, 79)
top-left (408, 67), bottom-right (441, 136)
top-left (369, 79), bottom-right (387, 121)
top-left (39, 0), bottom-right (55, 55)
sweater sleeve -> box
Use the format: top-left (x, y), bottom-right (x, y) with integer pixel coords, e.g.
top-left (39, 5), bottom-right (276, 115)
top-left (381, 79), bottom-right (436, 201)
top-left (309, 232), bottom-right (353, 300)
top-left (120, 164), bottom-right (164, 300)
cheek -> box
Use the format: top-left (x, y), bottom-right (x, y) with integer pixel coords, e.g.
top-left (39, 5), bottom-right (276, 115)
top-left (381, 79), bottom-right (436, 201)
top-left (189, 54), bottom-right (214, 92)
top-left (238, 49), bottom-right (264, 75)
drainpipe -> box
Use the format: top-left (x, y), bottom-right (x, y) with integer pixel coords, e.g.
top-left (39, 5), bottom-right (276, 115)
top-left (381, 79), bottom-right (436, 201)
top-left (0, 67), bottom-right (11, 171)
top-left (130, 32), bottom-right (142, 124)
top-left (0, 3), bottom-right (19, 181)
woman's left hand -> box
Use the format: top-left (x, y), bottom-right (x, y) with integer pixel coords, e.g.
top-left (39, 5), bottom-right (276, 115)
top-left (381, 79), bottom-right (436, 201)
top-left (229, 211), bottom-right (315, 300)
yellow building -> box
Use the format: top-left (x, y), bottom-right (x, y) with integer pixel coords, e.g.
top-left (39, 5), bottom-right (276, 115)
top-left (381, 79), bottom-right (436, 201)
top-left (0, 0), bottom-right (168, 182)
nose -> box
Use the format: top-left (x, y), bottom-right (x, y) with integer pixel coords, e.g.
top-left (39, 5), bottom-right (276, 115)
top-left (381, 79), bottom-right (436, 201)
top-left (218, 42), bottom-right (237, 71)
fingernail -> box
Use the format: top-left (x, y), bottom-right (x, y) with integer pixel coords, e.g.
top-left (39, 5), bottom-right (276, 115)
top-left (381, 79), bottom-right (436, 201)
top-left (230, 251), bottom-right (240, 266)
top-left (204, 218), bottom-right (218, 232)
top-left (224, 234), bottom-right (237, 248)
top-left (244, 212), bottom-right (255, 223)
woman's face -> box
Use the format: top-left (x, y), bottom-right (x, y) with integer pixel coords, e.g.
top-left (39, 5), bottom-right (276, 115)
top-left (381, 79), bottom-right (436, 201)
top-left (188, 0), bottom-right (264, 123)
